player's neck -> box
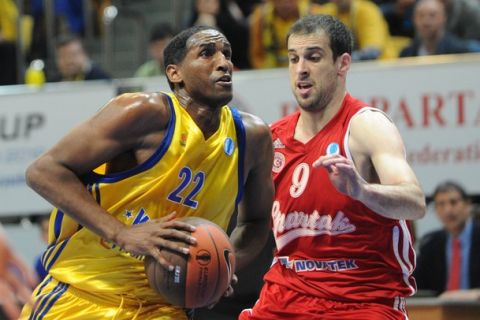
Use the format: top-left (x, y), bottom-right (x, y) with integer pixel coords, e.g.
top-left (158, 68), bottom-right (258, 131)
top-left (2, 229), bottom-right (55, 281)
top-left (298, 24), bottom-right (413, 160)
top-left (295, 91), bottom-right (346, 142)
top-left (175, 90), bottom-right (222, 140)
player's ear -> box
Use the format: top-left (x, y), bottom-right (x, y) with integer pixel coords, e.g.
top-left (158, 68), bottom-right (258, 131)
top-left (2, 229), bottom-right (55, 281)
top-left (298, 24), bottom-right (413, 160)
top-left (166, 64), bottom-right (183, 87)
top-left (336, 53), bottom-right (351, 77)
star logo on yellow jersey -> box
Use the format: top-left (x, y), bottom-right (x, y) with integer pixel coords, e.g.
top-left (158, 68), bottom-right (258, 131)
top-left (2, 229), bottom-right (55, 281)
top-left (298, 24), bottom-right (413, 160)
top-left (124, 210), bottom-right (133, 219)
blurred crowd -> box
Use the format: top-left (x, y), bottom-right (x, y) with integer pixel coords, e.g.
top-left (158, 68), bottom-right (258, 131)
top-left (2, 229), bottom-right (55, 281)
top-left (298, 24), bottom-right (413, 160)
top-left (1, 0), bottom-right (480, 86)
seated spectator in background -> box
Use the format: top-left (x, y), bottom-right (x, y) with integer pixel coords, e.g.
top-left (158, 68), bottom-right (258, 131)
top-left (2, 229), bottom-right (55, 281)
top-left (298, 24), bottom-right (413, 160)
top-left (49, 34), bottom-right (110, 82)
top-left (134, 23), bottom-right (173, 77)
top-left (29, 0), bottom-right (92, 61)
top-left (414, 181), bottom-right (480, 299)
top-left (0, 40), bottom-right (17, 85)
top-left (249, 0), bottom-right (322, 69)
top-left (234, 0), bottom-right (262, 17)
top-left (0, 224), bottom-right (36, 319)
top-left (316, 0), bottom-right (396, 60)
top-left (0, 0), bottom-right (33, 85)
top-left (400, 0), bottom-right (480, 57)
top-left (373, 0), bottom-right (415, 38)
top-left (187, 0), bottom-right (250, 69)
top-left (33, 215), bottom-right (49, 283)
top-left (441, 0), bottom-right (480, 41)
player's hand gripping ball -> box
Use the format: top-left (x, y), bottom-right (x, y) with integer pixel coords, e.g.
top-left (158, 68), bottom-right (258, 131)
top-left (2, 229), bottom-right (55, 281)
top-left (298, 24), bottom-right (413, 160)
top-left (144, 217), bottom-right (236, 308)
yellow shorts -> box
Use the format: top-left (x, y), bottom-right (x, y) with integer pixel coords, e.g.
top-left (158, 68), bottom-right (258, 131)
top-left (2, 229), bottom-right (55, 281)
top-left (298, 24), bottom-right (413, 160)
top-left (20, 276), bottom-right (189, 320)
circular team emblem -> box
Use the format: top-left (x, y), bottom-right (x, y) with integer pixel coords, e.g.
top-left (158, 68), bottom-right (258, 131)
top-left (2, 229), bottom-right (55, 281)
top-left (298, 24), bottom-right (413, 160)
top-left (326, 142), bottom-right (340, 155)
top-left (224, 137), bottom-right (235, 156)
top-left (272, 151), bottom-right (286, 173)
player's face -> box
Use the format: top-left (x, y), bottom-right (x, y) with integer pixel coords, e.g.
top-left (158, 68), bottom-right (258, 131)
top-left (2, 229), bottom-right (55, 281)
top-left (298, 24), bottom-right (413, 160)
top-left (434, 190), bottom-right (471, 235)
top-left (287, 32), bottom-right (339, 112)
top-left (179, 30), bottom-right (233, 108)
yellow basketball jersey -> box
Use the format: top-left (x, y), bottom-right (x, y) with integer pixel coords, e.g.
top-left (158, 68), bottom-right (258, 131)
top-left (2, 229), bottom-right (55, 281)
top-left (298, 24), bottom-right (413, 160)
top-left (41, 92), bottom-right (245, 308)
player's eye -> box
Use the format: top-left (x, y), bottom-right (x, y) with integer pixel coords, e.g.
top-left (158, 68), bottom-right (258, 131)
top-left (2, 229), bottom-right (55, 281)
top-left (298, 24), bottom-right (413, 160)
top-left (200, 48), bottom-right (214, 57)
top-left (223, 49), bottom-right (232, 59)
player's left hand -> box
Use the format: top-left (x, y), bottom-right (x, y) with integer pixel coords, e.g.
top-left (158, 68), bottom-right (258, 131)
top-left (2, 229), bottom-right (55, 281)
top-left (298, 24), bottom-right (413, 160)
top-left (207, 274), bottom-right (238, 309)
top-left (313, 154), bottom-right (367, 200)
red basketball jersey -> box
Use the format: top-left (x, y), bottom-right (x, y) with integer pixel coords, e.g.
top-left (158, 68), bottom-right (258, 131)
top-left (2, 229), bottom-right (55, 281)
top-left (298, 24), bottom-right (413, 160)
top-left (266, 93), bottom-right (416, 304)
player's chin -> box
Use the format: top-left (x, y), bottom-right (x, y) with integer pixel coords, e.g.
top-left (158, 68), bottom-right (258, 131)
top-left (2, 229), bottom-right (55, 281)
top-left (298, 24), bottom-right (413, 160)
top-left (215, 91), bottom-right (233, 106)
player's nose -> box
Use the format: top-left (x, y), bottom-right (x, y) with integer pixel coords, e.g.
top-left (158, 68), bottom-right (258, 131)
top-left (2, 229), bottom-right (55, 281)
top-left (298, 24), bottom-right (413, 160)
top-left (296, 58), bottom-right (309, 77)
top-left (215, 53), bottom-right (231, 72)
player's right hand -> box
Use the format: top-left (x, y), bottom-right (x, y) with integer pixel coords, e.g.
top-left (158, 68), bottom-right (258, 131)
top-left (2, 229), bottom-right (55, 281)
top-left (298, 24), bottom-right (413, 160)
top-left (114, 212), bottom-right (197, 270)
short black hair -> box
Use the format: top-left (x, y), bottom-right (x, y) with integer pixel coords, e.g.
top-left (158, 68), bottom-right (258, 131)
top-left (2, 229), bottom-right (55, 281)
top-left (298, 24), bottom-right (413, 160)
top-left (433, 181), bottom-right (469, 201)
top-left (286, 15), bottom-right (353, 61)
top-left (149, 22), bottom-right (174, 43)
top-left (55, 34), bottom-right (84, 50)
top-left (163, 25), bottom-right (218, 90)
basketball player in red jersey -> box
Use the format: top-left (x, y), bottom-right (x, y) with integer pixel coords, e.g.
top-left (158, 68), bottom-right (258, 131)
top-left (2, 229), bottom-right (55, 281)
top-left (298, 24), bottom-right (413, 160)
top-left (240, 15), bottom-right (426, 319)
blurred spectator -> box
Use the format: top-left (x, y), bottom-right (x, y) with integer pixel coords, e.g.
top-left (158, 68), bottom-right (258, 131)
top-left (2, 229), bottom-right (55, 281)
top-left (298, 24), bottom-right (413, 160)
top-left (0, 0), bottom-right (19, 42)
top-left (32, 215), bottom-right (49, 283)
top-left (29, 0), bottom-right (92, 61)
top-left (414, 181), bottom-right (480, 297)
top-left (0, 0), bottom-right (33, 85)
top-left (0, 0), bottom-right (18, 85)
top-left (399, 0), bottom-right (480, 57)
top-left (49, 34), bottom-right (110, 82)
top-left (234, 0), bottom-right (262, 17)
top-left (0, 224), bottom-right (36, 320)
top-left (472, 203), bottom-right (480, 221)
top-left (441, 0), bottom-right (480, 41)
top-left (187, 0), bottom-right (250, 69)
top-left (134, 22), bottom-right (174, 78)
top-left (373, 0), bottom-right (415, 38)
top-left (249, 0), bottom-right (322, 69)
top-left (316, 0), bottom-right (396, 60)
top-left (0, 41), bottom-right (17, 85)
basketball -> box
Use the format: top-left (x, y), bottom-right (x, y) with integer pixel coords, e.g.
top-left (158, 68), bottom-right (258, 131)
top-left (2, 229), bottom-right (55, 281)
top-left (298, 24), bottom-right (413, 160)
top-left (144, 217), bottom-right (236, 308)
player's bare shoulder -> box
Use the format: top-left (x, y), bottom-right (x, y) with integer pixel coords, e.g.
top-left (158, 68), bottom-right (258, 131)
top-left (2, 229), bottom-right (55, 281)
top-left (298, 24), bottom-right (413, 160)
top-left (238, 111), bottom-right (273, 170)
top-left (349, 107), bottom-right (404, 157)
top-left (101, 92), bottom-right (172, 131)
top-left (239, 111), bottom-right (272, 146)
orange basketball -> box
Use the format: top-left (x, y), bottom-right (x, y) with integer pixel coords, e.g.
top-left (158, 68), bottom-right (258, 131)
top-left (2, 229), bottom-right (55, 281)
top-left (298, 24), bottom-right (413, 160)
top-left (144, 217), bottom-right (236, 308)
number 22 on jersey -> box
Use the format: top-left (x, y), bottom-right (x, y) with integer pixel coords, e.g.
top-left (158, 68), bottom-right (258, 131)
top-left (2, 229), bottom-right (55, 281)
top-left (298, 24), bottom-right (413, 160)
top-left (167, 166), bottom-right (205, 209)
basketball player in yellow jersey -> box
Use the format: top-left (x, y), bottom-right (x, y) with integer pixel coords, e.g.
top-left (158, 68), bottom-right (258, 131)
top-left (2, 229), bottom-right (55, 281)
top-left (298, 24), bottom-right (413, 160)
top-left (20, 26), bottom-right (274, 320)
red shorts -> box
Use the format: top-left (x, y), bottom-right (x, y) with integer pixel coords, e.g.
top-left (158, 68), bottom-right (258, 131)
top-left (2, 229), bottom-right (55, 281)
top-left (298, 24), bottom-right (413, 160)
top-left (239, 281), bottom-right (408, 320)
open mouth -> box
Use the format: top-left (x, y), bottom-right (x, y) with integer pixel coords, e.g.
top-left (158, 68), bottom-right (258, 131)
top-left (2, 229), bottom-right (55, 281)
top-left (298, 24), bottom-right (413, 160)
top-left (217, 74), bottom-right (232, 83)
top-left (297, 81), bottom-right (313, 96)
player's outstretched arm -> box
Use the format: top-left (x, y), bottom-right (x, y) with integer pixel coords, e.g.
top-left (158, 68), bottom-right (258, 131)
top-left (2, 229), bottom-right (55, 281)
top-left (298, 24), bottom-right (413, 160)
top-left (314, 110), bottom-right (426, 220)
top-left (230, 112), bottom-right (274, 271)
top-left (25, 93), bottom-right (196, 269)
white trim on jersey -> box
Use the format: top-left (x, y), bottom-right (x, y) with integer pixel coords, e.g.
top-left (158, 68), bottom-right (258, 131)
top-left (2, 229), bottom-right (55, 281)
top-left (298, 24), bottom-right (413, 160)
top-left (400, 219), bottom-right (416, 274)
top-left (393, 296), bottom-right (409, 320)
top-left (393, 225), bottom-right (417, 294)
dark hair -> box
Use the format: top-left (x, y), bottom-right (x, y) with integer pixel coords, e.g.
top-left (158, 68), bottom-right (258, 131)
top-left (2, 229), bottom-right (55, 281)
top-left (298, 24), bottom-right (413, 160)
top-left (149, 22), bottom-right (174, 43)
top-left (163, 25), bottom-right (218, 90)
top-left (414, 0), bottom-right (446, 15)
top-left (55, 34), bottom-right (84, 50)
top-left (433, 181), bottom-right (469, 201)
top-left (286, 15), bottom-right (353, 61)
